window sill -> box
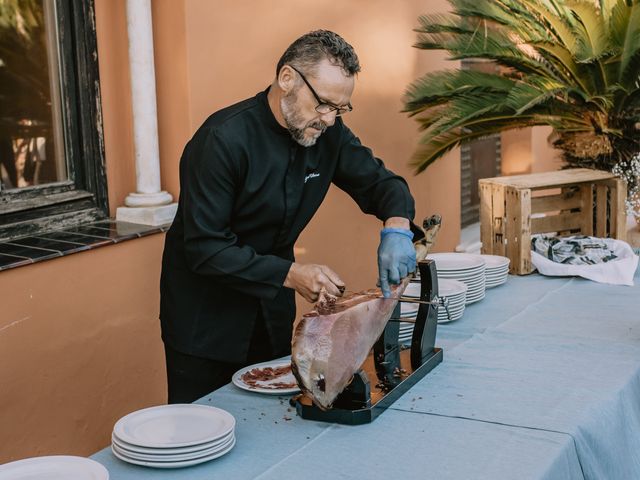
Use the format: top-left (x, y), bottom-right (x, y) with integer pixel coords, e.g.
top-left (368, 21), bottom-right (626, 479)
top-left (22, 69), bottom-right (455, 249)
top-left (0, 220), bottom-right (169, 272)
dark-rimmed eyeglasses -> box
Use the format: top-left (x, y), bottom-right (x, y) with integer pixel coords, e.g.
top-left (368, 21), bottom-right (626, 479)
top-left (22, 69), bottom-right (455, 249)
top-left (288, 65), bottom-right (353, 116)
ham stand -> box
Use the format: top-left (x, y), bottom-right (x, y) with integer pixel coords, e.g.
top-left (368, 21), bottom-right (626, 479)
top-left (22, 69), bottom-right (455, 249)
top-left (294, 259), bottom-right (443, 425)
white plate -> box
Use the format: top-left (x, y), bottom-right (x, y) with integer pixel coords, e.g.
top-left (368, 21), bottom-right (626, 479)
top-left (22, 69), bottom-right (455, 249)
top-left (465, 287), bottom-right (485, 295)
top-left (466, 292), bottom-right (485, 299)
top-left (440, 290), bottom-right (467, 299)
top-left (487, 275), bottom-right (508, 282)
top-left (438, 315), bottom-right (463, 324)
top-left (112, 436), bottom-right (236, 469)
top-left (439, 301), bottom-right (465, 311)
top-left (439, 275), bottom-right (485, 285)
top-left (438, 311), bottom-right (465, 321)
top-left (438, 305), bottom-right (465, 314)
top-left (486, 267), bottom-right (509, 273)
top-left (404, 283), bottom-right (422, 297)
top-left (0, 456), bottom-right (109, 480)
top-left (111, 430), bottom-right (233, 455)
top-left (480, 254), bottom-right (510, 269)
top-left (400, 303), bottom-right (419, 314)
top-left (439, 298), bottom-right (466, 307)
top-left (112, 434), bottom-right (234, 462)
top-left (232, 358), bottom-right (300, 396)
top-left (486, 273), bottom-right (508, 279)
top-left (486, 265), bottom-right (509, 272)
top-left (437, 270), bottom-right (485, 279)
top-left (428, 253), bottom-right (485, 271)
top-left (439, 269), bottom-right (485, 276)
top-left (437, 278), bottom-right (468, 297)
top-left (466, 295), bottom-right (485, 304)
top-left (113, 404), bottom-right (235, 449)
top-left (465, 288), bottom-right (485, 294)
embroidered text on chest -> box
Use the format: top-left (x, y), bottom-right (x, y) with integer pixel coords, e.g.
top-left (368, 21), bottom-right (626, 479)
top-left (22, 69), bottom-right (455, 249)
top-left (304, 172), bottom-right (320, 183)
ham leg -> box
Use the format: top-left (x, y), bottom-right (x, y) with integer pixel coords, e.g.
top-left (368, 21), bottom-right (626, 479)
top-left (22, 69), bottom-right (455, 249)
top-left (291, 216), bottom-right (441, 410)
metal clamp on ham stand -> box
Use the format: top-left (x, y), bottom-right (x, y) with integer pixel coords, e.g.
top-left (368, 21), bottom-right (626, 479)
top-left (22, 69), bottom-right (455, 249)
top-left (294, 259), bottom-right (443, 425)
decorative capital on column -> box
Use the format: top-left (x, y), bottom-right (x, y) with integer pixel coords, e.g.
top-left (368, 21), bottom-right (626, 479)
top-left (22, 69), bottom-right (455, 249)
top-left (116, 202), bottom-right (178, 226)
top-left (124, 191), bottom-right (173, 208)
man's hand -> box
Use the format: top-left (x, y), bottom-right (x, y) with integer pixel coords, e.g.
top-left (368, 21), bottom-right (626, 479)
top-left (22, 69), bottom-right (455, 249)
top-left (377, 227), bottom-right (416, 298)
top-left (284, 263), bottom-right (345, 303)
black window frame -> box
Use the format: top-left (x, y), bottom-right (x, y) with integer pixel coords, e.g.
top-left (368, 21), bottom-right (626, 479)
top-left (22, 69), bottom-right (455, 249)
top-left (0, 0), bottom-right (108, 241)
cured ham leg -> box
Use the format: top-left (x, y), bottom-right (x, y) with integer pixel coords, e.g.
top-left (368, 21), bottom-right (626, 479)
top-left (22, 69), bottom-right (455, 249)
top-left (291, 216), bottom-right (441, 410)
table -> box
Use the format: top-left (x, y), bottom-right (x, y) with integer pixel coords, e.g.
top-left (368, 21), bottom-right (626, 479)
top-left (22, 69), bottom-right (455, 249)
top-left (92, 266), bottom-right (640, 479)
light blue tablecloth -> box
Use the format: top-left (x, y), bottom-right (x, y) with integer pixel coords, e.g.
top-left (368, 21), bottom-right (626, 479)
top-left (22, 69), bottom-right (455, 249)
top-left (92, 266), bottom-right (640, 479)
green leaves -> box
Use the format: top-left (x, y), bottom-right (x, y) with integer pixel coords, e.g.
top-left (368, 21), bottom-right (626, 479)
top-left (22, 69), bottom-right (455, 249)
top-left (404, 70), bottom-right (515, 114)
top-left (406, 0), bottom-right (640, 174)
top-left (616, 0), bottom-right (640, 83)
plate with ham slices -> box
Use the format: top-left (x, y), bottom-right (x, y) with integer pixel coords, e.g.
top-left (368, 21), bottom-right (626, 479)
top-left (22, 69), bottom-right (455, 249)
top-left (232, 357), bottom-right (301, 395)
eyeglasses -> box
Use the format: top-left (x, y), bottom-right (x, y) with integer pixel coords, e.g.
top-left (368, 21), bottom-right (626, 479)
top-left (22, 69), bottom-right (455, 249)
top-left (288, 65), bottom-right (353, 116)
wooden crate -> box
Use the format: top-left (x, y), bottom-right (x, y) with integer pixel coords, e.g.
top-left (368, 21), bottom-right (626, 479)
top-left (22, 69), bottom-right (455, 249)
top-left (479, 169), bottom-right (627, 274)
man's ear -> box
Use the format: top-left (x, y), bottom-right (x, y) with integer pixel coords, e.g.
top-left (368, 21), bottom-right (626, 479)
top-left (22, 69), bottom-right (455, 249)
top-left (278, 65), bottom-right (296, 94)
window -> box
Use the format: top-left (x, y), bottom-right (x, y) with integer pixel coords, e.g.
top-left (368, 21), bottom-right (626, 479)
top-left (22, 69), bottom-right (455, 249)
top-left (0, 0), bottom-right (107, 241)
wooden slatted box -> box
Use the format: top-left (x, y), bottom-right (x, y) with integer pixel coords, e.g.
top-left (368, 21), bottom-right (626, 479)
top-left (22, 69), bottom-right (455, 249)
top-left (479, 168), bottom-right (627, 274)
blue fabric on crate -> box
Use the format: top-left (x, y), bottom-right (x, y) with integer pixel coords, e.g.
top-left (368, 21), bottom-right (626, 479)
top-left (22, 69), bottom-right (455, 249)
top-left (90, 263), bottom-right (640, 479)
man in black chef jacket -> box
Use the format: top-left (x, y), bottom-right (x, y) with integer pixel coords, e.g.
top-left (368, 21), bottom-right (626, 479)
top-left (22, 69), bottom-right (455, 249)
top-left (160, 30), bottom-right (419, 403)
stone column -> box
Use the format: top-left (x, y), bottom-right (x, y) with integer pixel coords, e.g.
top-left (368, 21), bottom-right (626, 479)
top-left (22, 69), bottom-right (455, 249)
top-left (116, 0), bottom-right (177, 226)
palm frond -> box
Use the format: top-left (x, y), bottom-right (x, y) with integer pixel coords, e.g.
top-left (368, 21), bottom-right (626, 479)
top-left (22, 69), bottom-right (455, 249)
top-left (616, 0), bottom-right (640, 83)
top-left (530, 42), bottom-right (596, 93)
top-left (566, 1), bottom-right (610, 62)
top-left (415, 26), bottom-right (559, 80)
top-left (505, 77), bottom-right (571, 114)
top-left (404, 70), bottom-right (515, 114)
top-left (406, 0), bottom-right (640, 176)
top-left (504, 0), bottom-right (578, 50)
top-left (411, 117), bottom-right (547, 173)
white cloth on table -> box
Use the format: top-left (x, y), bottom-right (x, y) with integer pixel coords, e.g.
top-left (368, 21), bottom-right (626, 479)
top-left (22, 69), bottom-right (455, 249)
top-left (531, 235), bottom-right (639, 286)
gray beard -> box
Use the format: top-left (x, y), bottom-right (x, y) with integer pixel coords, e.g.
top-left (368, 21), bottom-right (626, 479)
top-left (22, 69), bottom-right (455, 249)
top-left (281, 91), bottom-right (326, 147)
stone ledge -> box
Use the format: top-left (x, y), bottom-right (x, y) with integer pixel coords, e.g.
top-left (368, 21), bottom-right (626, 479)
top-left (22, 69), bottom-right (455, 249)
top-left (0, 220), bottom-right (169, 272)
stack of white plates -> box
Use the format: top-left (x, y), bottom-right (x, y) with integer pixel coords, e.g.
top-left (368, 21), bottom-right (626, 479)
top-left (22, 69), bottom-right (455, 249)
top-left (427, 253), bottom-right (486, 304)
top-left (398, 321), bottom-right (414, 344)
top-left (111, 404), bottom-right (236, 469)
top-left (0, 456), bottom-right (108, 479)
top-left (398, 300), bottom-right (419, 343)
top-left (401, 283), bottom-right (423, 342)
top-left (396, 277), bottom-right (468, 342)
top-left (436, 278), bottom-right (467, 323)
top-left (482, 254), bottom-right (510, 288)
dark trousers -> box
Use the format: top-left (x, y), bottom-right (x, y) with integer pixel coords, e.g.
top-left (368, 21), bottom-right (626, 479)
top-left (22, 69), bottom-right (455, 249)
top-left (164, 315), bottom-right (275, 404)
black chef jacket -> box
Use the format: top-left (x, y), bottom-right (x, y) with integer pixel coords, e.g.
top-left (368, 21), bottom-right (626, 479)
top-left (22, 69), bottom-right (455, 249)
top-left (160, 87), bottom-right (416, 363)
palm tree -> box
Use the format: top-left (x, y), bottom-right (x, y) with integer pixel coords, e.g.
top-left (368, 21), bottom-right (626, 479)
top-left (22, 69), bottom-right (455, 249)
top-left (405, 0), bottom-right (640, 209)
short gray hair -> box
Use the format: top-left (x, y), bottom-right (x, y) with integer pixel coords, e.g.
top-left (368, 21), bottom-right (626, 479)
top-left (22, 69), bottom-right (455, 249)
top-left (276, 30), bottom-right (361, 77)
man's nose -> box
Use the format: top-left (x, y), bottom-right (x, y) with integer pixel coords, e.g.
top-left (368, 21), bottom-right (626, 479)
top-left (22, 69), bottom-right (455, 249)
top-left (319, 111), bottom-right (337, 127)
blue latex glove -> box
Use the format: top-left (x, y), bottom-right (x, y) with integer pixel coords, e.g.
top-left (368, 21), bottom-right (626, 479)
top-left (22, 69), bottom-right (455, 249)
top-left (377, 228), bottom-right (416, 298)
